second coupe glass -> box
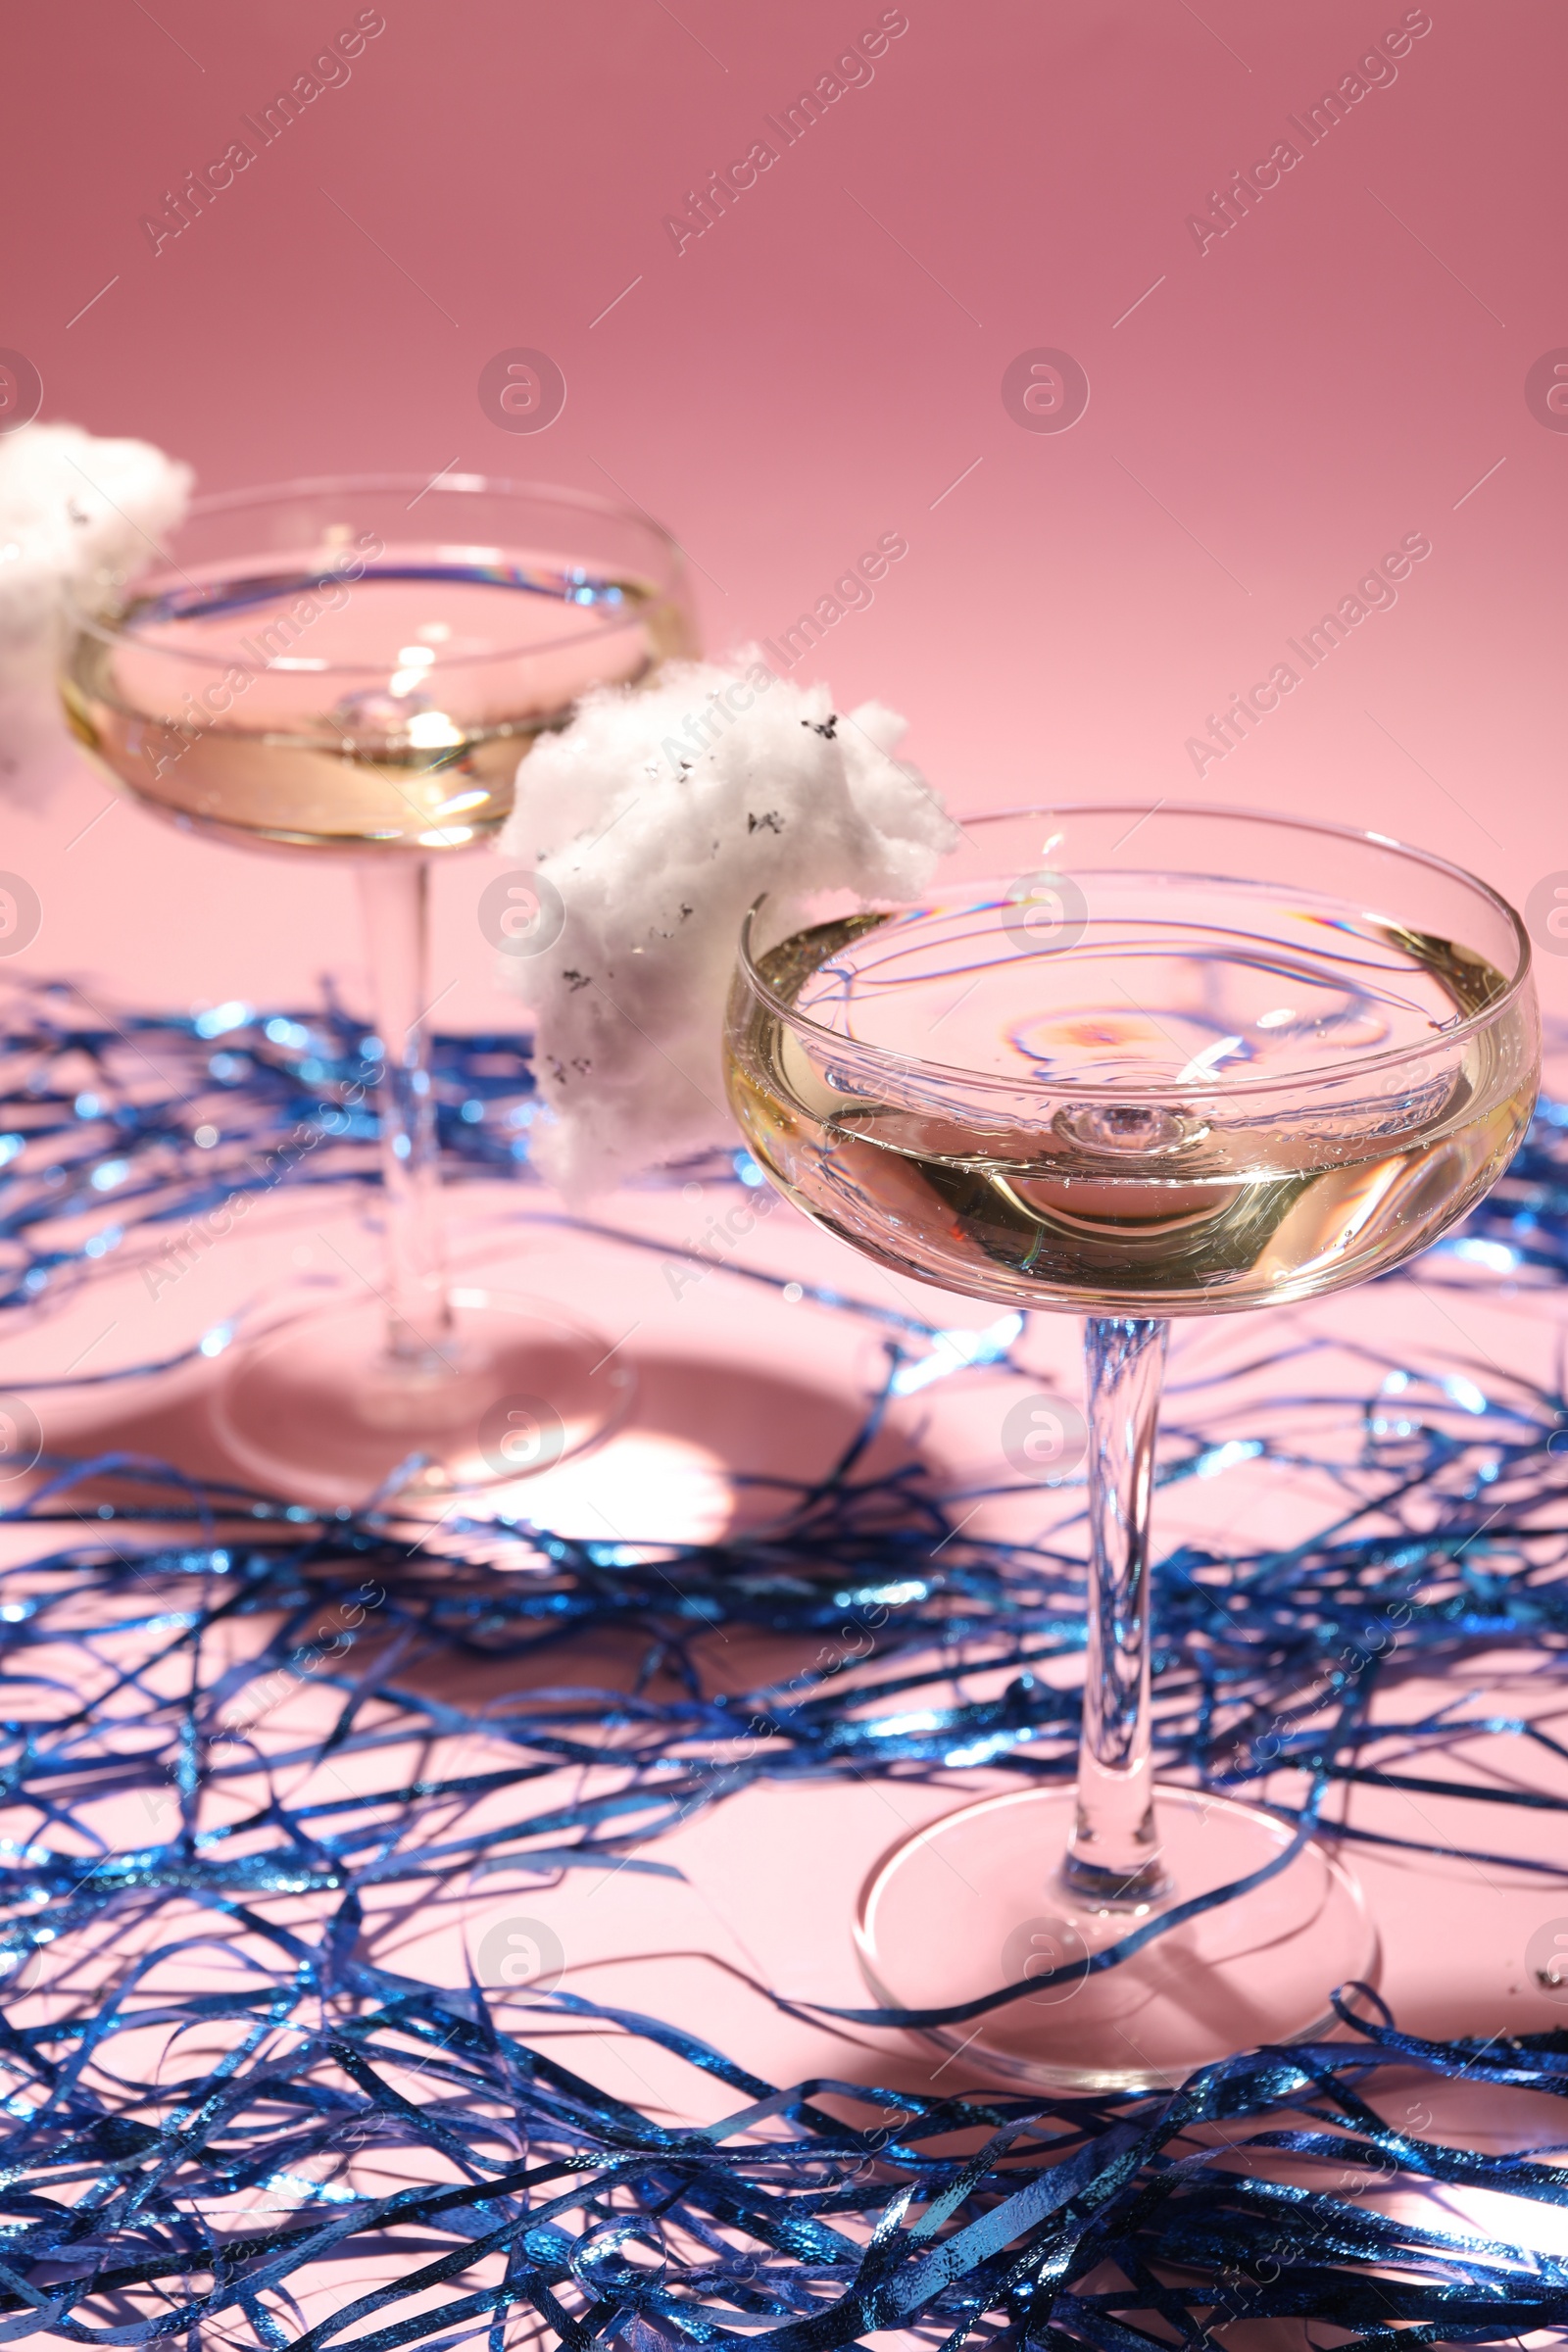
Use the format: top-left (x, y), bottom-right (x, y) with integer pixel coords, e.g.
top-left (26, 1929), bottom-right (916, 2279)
top-left (64, 475), bottom-right (694, 1504)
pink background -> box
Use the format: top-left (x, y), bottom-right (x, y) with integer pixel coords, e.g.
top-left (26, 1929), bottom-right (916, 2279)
top-left (3, 0), bottom-right (1568, 2102)
top-left (2, 0), bottom-right (1565, 1019)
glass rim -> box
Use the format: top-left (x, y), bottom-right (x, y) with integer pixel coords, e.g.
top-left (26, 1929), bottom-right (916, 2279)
top-left (61, 470), bottom-right (687, 677)
top-left (736, 800), bottom-right (1535, 1104)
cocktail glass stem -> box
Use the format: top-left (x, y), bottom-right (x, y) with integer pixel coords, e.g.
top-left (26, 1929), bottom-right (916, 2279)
top-left (357, 858), bottom-right (454, 1371)
top-left (1062, 1314), bottom-right (1172, 1907)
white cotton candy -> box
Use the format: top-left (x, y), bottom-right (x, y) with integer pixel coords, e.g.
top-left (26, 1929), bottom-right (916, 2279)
top-left (0, 424), bottom-right (192, 788)
top-left (496, 653), bottom-right (956, 1194)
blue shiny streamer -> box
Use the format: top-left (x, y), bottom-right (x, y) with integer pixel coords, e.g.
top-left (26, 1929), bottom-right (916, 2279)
top-left (2, 981), bottom-right (1568, 2343)
top-left (7, 1331), bottom-right (1564, 1972)
top-left (3, 1936), bottom-right (1568, 2350)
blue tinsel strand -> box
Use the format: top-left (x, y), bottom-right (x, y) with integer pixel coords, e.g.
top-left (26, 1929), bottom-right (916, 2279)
top-left (3, 979), bottom-right (1568, 2345)
top-left (1, 1946), bottom-right (1568, 2350)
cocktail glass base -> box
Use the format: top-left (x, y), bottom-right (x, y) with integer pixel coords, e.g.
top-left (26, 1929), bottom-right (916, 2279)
top-left (854, 1785), bottom-right (1378, 2091)
top-left (211, 1287), bottom-right (635, 1508)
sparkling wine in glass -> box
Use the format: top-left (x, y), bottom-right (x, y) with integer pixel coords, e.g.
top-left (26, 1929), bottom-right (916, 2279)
top-left (63, 475), bottom-right (694, 1505)
top-left (725, 804), bottom-right (1539, 2085)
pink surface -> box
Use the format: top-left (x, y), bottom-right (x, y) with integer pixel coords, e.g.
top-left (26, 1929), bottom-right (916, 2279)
top-left (2, 0), bottom-right (1567, 2156)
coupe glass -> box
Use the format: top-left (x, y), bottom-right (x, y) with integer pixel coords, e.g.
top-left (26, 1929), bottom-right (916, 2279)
top-left (725, 804), bottom-right (1538, 2086)
top-left (62, 475), bottom-right (695, 1505)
